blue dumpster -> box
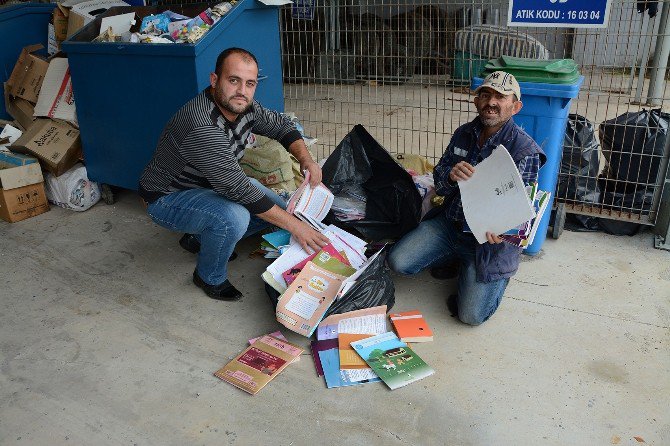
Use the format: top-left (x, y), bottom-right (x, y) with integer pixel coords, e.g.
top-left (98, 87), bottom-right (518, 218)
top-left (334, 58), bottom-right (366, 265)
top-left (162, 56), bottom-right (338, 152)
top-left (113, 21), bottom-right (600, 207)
top-left (0, 3), bottom-right (56, 120)
top-left (61, 0), bottom-right (284, 191)
top-left (472, 76), bottom-right (584, 255)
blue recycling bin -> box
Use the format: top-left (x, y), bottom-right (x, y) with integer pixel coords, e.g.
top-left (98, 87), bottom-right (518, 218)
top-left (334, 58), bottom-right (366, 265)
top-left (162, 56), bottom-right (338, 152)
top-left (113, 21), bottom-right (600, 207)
top-left (0, 3), bottom-right (56, 120)
top-left (472, 76), bottom-right (584, 255)
top-left (61, 0), bottom-right (284, 191)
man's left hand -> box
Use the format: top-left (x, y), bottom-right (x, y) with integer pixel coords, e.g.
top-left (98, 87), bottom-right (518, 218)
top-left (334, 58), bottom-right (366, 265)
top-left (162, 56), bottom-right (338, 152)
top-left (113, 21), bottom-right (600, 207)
top-left (302, 160), bottom-right (322, 186)
top-left (485, 232), bottom-right (503, 244)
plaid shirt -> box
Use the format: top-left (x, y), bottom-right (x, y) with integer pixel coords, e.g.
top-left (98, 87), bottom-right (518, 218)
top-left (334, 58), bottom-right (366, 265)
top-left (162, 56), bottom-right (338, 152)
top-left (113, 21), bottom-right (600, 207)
top-left (434, 117), bottom-right (541, 222)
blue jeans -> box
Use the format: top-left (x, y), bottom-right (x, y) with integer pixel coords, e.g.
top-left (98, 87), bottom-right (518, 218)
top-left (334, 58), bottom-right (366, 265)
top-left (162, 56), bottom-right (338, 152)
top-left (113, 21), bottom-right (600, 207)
top-left (146, 179), bottom-right (286, 285)
top-left (387, 213), bottom-right (509, 325)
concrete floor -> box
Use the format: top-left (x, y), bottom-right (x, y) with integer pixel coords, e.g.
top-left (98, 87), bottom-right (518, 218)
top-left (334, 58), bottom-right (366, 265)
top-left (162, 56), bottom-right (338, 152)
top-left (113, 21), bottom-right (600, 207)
top-left (0, 188), bottom-right (668, 446)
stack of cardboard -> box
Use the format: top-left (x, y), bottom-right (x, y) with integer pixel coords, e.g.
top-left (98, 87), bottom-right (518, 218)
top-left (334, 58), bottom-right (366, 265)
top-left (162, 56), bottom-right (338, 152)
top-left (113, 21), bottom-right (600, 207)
top-left (1, 44), bottom-right (85, 222)
top-left (47, 0), bottom-right (130, 54)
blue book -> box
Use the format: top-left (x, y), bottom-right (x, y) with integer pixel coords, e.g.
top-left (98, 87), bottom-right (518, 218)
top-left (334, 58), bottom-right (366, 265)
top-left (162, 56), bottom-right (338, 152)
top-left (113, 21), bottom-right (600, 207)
top-left (262, 229), bottom-right (291, 249)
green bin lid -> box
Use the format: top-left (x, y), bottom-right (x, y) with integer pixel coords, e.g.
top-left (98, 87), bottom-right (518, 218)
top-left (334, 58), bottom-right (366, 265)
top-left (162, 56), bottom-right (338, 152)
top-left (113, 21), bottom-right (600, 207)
top-left (482, 56), bottom-right (580, 84)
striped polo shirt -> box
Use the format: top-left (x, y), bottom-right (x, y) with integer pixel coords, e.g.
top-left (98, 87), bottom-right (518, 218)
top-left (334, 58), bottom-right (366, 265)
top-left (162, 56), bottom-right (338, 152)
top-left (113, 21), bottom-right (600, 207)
top-left (138, 88), bottom-right (301, 214)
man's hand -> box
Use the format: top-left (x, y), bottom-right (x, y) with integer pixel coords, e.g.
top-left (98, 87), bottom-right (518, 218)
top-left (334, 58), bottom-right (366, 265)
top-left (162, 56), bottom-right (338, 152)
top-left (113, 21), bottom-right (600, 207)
top-left (288, 139), bottom-right (322, 187)
top-left (449, 161), bottom-right (475, 183)
top-left (257, 204), bottom-right (330, 254)
top-left (301, 160), bottom-right (322, 187)
top-left (485, 231), bottom-right (503, 244)
top-left (291, 219), bottom-right (331, 253)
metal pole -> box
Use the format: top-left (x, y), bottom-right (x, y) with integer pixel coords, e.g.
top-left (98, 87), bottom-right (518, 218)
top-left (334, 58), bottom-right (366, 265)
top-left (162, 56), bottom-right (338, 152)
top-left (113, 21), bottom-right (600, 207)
top-left (645, 1), bottom-right (670, 106)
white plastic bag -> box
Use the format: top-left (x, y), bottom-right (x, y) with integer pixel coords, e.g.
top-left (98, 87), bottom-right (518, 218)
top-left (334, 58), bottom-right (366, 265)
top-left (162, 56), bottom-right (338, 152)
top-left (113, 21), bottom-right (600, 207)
top-left (45, 163), bottom-right (101, 211)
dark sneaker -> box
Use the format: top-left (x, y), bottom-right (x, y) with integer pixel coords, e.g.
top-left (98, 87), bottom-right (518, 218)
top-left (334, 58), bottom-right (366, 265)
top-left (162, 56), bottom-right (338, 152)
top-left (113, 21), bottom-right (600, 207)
top-left (447, 294), bottom-right (459, 317)
top-left (179, 234), bottom-right (201, 253)
top-left (192, 271), bottom-right (243, 301)
top-left (179, 234), bottom-right (238, 261)
top-left (430, 261), bottom-right (460, 280)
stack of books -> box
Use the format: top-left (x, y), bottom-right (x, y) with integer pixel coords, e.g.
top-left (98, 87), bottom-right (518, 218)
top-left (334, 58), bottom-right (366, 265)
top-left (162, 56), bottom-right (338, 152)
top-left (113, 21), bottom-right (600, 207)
top-left (262, 173), bottom-right (387, 338)
top-left (213, 331), bottom-right (302, 395)
top-left (500, 183), bottom-right (551, 249)
top-left (310, 306), bottom-right (435, 390)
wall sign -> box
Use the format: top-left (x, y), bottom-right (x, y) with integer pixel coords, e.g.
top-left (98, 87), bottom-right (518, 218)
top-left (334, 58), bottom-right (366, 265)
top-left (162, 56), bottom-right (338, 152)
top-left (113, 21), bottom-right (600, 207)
top-left (508, 0), bottom-right (612, 28)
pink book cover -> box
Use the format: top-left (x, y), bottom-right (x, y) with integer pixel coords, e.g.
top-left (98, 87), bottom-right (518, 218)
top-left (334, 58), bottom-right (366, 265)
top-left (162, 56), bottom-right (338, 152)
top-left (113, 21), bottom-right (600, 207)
top-left (281, 243), bottom-right (349, 286)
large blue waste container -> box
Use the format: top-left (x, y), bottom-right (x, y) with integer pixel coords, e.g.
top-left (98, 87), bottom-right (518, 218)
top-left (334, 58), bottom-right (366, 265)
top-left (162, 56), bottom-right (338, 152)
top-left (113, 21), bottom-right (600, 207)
top-left (0, 3), bottom-right (55, 120)
top-left (61, 0), bottom-right (284, 191)
top-left (472, 76), bottom-right (583, 255)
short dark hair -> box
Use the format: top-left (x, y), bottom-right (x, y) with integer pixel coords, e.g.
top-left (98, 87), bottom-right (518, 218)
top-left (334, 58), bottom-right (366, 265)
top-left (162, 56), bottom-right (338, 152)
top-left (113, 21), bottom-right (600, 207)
top-left (215, 48), bottom-right (258, 76)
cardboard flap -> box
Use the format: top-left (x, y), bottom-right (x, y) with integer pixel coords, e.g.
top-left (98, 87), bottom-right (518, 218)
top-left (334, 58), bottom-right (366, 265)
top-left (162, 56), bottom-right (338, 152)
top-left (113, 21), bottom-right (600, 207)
top-left (34, 58), bottom-right (77, 126)
top-left (0, 163), bottom-right (44, 190)
top-left (6, 45), bottom-right (50, 104)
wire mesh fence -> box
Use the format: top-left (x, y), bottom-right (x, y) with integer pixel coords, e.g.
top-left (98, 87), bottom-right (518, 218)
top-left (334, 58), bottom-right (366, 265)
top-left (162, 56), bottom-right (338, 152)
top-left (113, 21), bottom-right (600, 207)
top-left (280, 0), bottom-right (670, 226)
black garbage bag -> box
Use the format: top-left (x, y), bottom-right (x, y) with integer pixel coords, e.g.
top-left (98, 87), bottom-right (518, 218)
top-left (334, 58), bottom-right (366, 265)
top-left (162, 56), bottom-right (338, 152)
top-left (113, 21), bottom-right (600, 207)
top-left (264, 248), bottom-right (395, 318)
top-left (557, 114), bottom-right (601, 204)
top-left (599, 109), bottom-right (669, 186)
top-left (321, 125), bottom-right (422, 241)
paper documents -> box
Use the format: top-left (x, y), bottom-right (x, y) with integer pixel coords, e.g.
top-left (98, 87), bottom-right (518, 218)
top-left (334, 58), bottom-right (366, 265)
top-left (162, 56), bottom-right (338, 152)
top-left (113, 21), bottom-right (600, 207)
top-left (287, 171), bottom-right (334, 223)
top-left (458, 145), bottom-right (535, 244)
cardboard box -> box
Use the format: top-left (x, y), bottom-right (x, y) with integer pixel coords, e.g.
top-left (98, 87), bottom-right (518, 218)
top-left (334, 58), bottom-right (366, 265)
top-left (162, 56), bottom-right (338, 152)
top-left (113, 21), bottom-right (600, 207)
top-left (10, 119), bottom-right (81, 177)
top-left (34, 58), bottom-right (78, 126)
top-left (0, 162), bottom-right (50, 222)
top-left (6, 45), bottom-right (50, 104)
top-left (0, 151), bottom-right (37, 169)
top-left (65, 0), bottom-right (129, 38)
top-left (48, 5), bottom-right (72, 56)
top-left (3, 83), bottom-right (36, 131)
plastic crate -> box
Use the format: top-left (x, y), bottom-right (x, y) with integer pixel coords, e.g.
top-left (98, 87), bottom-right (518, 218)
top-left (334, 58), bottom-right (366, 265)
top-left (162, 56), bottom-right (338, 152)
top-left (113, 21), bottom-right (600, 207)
top-left (0, 3), bottom-right (56, 120)
top-left (452, 25), bottom-right (549, 86)
top-left (472, 76), bottom-right (584, 255)
top-left (61, 0), bottom-right (284, 191)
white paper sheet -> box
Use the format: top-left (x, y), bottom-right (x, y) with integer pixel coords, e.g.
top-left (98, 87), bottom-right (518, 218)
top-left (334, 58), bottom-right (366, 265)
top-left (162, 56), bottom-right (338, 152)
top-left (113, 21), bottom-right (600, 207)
top-left (459, 145), bottom-right (535, 244)
top-left (100, 12), bottom-right (136, 37)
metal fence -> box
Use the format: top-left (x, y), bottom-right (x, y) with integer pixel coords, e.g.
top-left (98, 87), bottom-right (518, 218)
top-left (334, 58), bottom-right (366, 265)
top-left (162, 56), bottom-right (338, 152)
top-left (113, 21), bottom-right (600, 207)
top-left (279, 0), bottom-right (670, 230)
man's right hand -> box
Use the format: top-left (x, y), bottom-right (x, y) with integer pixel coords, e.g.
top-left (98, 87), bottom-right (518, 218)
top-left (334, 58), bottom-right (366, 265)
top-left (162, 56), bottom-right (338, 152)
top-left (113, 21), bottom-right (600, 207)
top-left (257, 204), bottom-right (330, 254)
top-left (449, 161), bottom-right (475, 183)
top-left (290, 219), bottom-right (331, 254)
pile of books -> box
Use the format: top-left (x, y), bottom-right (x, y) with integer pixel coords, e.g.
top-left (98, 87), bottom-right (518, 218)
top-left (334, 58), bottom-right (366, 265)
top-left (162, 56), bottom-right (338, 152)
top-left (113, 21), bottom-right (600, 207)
top-left (262, 174), bottom-right (385, 338)
top-left (311, 307), bottom-right (435, 390)
top-left (213, 307), bottom-right (436, 394)
top-left (500, 183), bottom-right (551, 249)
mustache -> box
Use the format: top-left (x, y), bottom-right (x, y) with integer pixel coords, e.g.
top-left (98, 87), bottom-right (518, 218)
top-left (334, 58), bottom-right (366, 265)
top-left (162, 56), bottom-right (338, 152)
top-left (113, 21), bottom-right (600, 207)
top-left (483, 106), bottom-right (500, 113)
top-left (230, 94), bottom-right (248, 101)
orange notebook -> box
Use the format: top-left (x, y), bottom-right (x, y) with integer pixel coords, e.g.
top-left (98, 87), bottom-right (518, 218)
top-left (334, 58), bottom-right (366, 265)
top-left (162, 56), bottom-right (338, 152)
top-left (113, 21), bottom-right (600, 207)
top-left (338, 333), bottom-right (374, 369)
top-left (389, 310), bottom-right (433, 342)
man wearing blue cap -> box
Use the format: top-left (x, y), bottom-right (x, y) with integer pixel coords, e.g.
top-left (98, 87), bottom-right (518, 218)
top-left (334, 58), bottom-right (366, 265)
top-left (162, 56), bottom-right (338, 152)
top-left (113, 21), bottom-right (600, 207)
top-left (388, 71), bottom-right (546, 325)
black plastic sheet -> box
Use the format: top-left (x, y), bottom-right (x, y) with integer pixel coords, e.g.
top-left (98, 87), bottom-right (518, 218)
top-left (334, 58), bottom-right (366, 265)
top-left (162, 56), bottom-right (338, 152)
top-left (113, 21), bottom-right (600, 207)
top-left (321, 125), bottom-right (422, 241)
top-left (557, 114), bottom-right (601, 204)
top-left (265, 248), bottom-right (395, 319)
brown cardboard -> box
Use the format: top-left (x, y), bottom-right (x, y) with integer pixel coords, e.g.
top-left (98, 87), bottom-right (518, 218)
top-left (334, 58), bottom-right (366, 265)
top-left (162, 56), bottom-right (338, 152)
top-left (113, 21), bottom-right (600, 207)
top-left (0, 181), bottom-right (50, 223)
top-left (4, 83), bottom-right (36, 131)
top-left (6, 45), bottom-right (50, 104)
top-left (54, 5), bottom-right (70, 41)
top-left (10, 119), bottom-right (81, 177)
top-left (0, 163), bottom-right (49, 223)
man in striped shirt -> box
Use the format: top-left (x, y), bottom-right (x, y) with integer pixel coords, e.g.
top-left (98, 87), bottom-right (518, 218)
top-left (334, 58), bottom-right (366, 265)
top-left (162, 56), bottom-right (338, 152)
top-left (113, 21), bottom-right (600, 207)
top-left (139, 48), bottom-right (329, 301)
top-left (388, 71), bottom-right (546, 325)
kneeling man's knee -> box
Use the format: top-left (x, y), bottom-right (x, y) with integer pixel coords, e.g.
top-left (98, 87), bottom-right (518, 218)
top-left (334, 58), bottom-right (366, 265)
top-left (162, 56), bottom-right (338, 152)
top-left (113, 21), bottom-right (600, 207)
top-left (387, 252), bottom-right (418, 275)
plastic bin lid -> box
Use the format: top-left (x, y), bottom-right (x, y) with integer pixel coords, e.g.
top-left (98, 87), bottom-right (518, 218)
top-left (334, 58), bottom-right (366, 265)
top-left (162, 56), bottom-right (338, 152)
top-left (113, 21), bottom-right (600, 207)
top-left (482, 56), bottom-right (580, 84)
top-left (489, 56), bottom-right (579, 74)
top-left (482, 67), bottom-right (581, 84)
